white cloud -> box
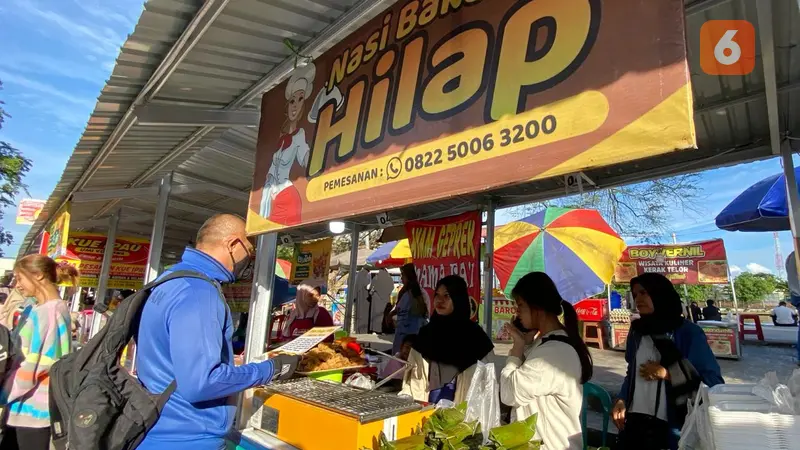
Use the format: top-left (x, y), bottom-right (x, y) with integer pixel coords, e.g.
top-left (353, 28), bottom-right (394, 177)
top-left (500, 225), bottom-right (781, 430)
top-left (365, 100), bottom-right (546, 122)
top-left (0, 52), bottom-right (107, 85)
top-left (10, 0), bottom-right (125, 58)
top-left (746, 263), bottom-right (772, 275)
top-left (730, 265), bottom-right (742, 275)
top-left (0, 70), bottom-right (94, 108)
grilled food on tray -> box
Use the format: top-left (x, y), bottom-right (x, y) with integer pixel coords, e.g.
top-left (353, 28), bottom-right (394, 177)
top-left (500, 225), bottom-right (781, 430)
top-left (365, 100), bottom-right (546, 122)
top-left (298, 341), bottom-right (365, 372)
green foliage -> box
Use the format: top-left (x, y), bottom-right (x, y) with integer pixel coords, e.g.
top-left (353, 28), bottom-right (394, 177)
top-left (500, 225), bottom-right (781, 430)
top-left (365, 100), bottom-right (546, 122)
top-left (734, 273), bottom-right (779, 306)
top-left (683, 284), bottom-right (714, 302)
top-left (0, 81), bottom-right (32, 256)
top-left (277, 245), bottom-right (294, 261)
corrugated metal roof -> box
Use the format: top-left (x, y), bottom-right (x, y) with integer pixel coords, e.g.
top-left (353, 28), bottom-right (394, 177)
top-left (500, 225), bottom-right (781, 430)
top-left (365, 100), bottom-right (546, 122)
top-left (19, 0), bottom-right (800, 265)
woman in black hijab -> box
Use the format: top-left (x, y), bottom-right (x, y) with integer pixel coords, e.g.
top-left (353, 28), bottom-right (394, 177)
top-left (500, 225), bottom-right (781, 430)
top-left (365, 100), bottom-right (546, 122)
top-left (613, 273), bottom-right (723, 450)
top-left (400, 275), bottom-right (494, 404)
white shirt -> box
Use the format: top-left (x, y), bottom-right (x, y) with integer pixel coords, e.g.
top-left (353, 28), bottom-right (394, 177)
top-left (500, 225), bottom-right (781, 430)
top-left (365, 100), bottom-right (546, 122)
top-left (500, 330), bottom-right (583, 450)
top-left (772, 305), bottom-right (796, 325)
top-left (629, 336), bottom-right (668, 421)
top-left (353, 269), bottom-right (371, 334)
top-left (260, 129), bottom-right (310, 217)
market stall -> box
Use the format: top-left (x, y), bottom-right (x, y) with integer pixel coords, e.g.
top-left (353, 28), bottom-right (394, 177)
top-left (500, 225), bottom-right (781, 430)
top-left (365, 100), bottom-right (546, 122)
top-left (611, 239), bottom-right (742, 359)
top-left (15, 0), bottom-right (800, 447)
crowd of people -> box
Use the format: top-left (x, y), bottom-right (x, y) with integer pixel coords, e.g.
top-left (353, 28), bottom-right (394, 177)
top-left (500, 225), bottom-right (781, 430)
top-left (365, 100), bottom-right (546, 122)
top-left (0, 213), bottom-right (729, 450)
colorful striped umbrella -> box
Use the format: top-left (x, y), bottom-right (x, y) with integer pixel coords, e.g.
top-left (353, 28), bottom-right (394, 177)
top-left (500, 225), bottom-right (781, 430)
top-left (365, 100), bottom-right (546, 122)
top-left (276, 258), bottom-right (292, 279)
top-left (493, 208), bottom-right (626, 303)
top-left (367, 239), bottom-right (412, 267)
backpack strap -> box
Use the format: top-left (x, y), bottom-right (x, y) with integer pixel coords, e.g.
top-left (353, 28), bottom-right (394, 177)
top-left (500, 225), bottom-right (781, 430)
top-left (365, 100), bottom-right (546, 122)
top-left (156, 380), bottom-right (177, 412)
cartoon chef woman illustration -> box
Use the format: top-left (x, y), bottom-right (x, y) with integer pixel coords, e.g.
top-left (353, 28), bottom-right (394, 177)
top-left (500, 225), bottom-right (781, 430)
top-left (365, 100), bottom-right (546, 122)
top-left (259, 63), bottom-right (316, 225)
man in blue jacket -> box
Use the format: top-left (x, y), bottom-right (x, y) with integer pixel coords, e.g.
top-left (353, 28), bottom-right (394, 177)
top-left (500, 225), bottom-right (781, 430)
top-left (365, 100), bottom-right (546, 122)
top-left (136, 214), bottom-right (297, 449)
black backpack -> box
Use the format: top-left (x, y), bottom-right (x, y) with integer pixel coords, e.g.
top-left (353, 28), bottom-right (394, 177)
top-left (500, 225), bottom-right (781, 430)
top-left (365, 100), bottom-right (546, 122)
top-left (49, 270), bottom-right (221, 450)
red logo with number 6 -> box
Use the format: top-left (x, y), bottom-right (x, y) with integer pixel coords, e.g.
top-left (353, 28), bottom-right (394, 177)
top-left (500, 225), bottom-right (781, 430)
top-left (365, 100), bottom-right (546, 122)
top-left (700, 20), bottom-right (755, 75)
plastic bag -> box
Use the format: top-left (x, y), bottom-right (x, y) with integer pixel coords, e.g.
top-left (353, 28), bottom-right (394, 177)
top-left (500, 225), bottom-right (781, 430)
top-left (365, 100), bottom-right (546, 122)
top-left (752, 372), bottom-right (795, 414)
top-left (345, 373), bottom-right (376, 390)
top-left (464, 362), bottom-right (501, 443)
top-left (679, 387), bottom-right (711, 450)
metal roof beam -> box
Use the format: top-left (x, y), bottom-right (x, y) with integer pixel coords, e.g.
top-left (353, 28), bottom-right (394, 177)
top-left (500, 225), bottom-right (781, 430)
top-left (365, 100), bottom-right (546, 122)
top-left (73, 187), bottom-right (158, 202)
top-left (756, 0), bottom-right (782, 155)
top-left (74, 181), bottom-right (248, 203)
top-left (173, 172), bottom-right (250, 200)
top-left (695, 81), bottom-right (800, 115)
top-left (125, 0), bottom-right (395, 189)
top-left (134, 105), bottom-right (259, 127)
top-left (167, 199), bottom-right (222, 218)
top-left (69, 0), bottom-right (230, 194)
top-left (686, 0), bottom-right (731, 15)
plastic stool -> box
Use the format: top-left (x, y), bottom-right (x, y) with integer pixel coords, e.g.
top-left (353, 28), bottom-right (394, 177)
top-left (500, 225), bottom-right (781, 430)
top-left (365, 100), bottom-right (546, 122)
top-left (739, 314), bottom-right (765, 341)
top-left (582, 382), bottom-right (612, 450)
top-left (582, 321), bottom-right (607, 349)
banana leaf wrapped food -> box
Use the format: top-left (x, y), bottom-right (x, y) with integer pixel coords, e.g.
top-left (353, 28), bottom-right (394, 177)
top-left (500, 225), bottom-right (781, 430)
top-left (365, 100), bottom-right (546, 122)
top-left (378, 433), bottom-right (429, 450)
top-left (488, 413), bottom-right (538, 448)
top-left (423, 402), bottom-right (468, 435)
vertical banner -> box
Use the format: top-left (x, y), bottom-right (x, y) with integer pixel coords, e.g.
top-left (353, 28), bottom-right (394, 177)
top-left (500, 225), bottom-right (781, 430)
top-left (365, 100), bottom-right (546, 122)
top-left (16, 199), bottom-right (46, 225)
top-left (46, 202), bottom-right (71, 259)
top-left (289, 238), bottom-right (333, 286)
top-left (67, 233), bottom-right (150, 289)
top-left (615, 239), bottom-right (729, 285)
top-left (405, 211), bottom-right (481, 320)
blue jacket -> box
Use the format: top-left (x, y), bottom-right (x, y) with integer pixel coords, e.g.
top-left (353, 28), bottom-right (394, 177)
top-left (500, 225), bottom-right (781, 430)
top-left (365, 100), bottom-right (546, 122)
top-left (136, 248), bottom-right (274, 450)
top-left (618, 320), bottom-right (724, 449)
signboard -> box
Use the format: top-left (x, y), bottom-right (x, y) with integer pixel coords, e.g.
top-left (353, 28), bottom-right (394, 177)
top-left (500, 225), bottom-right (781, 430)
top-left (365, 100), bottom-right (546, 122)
top-left (223, 258), bottom-right (255, 313)
top-left (610, 322), bottom-right (630, 351)
top-left (615, 239), bottom-right (729, 285)
top-left (478, 294), bottom-right (517, 341)
top-left (16, 199), bottom-right (46, 225)
top-left (289, 238), bottom-right (333, 286)
top-left (703, 326), bottom-right (740, 359)
top-left (46, 203), bottom-right (71, 259)
top-left (405, 211), bottom-right (481, 320)
top-left (67, 233), bottom-right (150, 290)
top-left (246, 0), bottom-right (695, 235)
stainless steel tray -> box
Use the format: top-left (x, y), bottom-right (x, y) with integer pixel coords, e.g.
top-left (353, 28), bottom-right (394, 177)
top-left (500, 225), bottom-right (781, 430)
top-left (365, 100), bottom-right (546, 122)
top-left (264, 378), bottom-right (421, 423)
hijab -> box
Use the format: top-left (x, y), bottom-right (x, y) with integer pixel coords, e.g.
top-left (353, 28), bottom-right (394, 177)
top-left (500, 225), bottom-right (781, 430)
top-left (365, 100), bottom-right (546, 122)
top-left (412, 276), bottom-right (493, 373)
top-left (630, 273), bottom-right (685, 336)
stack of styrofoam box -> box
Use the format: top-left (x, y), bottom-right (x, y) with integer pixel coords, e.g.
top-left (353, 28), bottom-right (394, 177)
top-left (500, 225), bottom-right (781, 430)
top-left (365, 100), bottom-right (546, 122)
top-left (701, 384), bottom-right (800, 450)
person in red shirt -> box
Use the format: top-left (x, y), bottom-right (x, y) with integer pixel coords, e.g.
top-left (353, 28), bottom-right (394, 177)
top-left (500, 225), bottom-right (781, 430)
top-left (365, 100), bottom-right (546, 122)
top-left (283, 282), bottom-right (334, 339)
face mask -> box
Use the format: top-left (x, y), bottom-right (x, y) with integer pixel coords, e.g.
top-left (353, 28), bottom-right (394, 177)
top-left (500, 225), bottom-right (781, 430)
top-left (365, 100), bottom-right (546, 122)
top-left (229, 240), bottom-right (253, 281)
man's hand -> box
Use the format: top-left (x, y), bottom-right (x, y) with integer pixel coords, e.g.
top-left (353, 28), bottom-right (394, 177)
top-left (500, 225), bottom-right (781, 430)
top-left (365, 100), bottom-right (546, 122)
top-left (612, 399), bottom-right (626, 430)
top-left (269, 354), bottom-right (300, 382)
top-left (638, 360), bottom-right (669, 381)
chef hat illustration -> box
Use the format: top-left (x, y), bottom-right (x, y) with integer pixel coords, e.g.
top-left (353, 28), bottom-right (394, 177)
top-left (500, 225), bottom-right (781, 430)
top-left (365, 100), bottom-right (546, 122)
top-left (308, 82), bottom-right (344, 124)
top-left (285, 62), bottom-right (316, 101)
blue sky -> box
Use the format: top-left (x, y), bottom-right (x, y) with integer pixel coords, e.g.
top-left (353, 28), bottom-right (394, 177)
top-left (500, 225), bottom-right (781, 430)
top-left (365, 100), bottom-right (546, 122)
top-left (0, 0), bottom-right (795, 278)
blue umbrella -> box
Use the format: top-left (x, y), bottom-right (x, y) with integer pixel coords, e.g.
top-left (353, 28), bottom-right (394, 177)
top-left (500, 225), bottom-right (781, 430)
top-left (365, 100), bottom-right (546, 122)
top-left (715, 166), bottom-right (800, 232)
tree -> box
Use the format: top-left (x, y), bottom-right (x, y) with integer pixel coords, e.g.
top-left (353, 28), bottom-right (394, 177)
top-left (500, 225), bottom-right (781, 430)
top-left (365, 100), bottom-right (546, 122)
top-left (508, 175), bottom-right (702, 242)
top-left (683, 284), bottom-right (713, 303)
top-left (277, 245), bottom-right (294, 261)
top-left (0, 81), bottom-right (32, 256)
top-left (733, 272), bottom-right (778, 308)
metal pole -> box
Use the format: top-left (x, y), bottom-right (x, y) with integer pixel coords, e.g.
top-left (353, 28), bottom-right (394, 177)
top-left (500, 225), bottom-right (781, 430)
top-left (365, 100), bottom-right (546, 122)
top-left (90, 210), bottom-right (120, 337)
top-left (237, 232), bottom-right (278, 428)
top-left (70, 287), bottom-right (82, 313)
top-left (144, 172), bottom-right (173, 284)
top-left (131, 172), bottom-right (172, 373)
top-left (780, 142), bottom-right (800, 280)
top-left (343, 225), bottom-right (360, 334)
top-left (483, 199), bottom-right (496, 337)
top-left (243, 232), bottom-right (278, 363)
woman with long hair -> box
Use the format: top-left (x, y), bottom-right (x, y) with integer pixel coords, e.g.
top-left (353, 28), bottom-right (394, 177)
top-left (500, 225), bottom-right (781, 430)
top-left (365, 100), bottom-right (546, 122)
top-left (613, 273), bottom-right (723, 450)
top-left (282, 282), bottom-right (334, 340)
top-left (392, 263), bottom-right (429, 354)
top-left (500, 272), bottom-right (593, 450)
top-left (401, 275), bottom-right (493, 404)
top-left (1, 255), bottom-right (77, 450)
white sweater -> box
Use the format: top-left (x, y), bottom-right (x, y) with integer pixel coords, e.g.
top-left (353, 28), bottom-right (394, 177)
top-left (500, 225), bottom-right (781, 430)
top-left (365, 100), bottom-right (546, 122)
top-left (500, 330), bottom-right (583, 450)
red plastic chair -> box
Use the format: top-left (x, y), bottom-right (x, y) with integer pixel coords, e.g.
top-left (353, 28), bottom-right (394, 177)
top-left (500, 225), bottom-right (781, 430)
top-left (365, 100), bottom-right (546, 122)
top-left (739, 313), bottom-right (764, 341)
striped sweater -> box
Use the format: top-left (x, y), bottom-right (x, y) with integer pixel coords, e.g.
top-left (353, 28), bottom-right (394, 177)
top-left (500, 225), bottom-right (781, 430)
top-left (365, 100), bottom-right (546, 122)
top-left (2, 299), bottom-right (71, 428)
